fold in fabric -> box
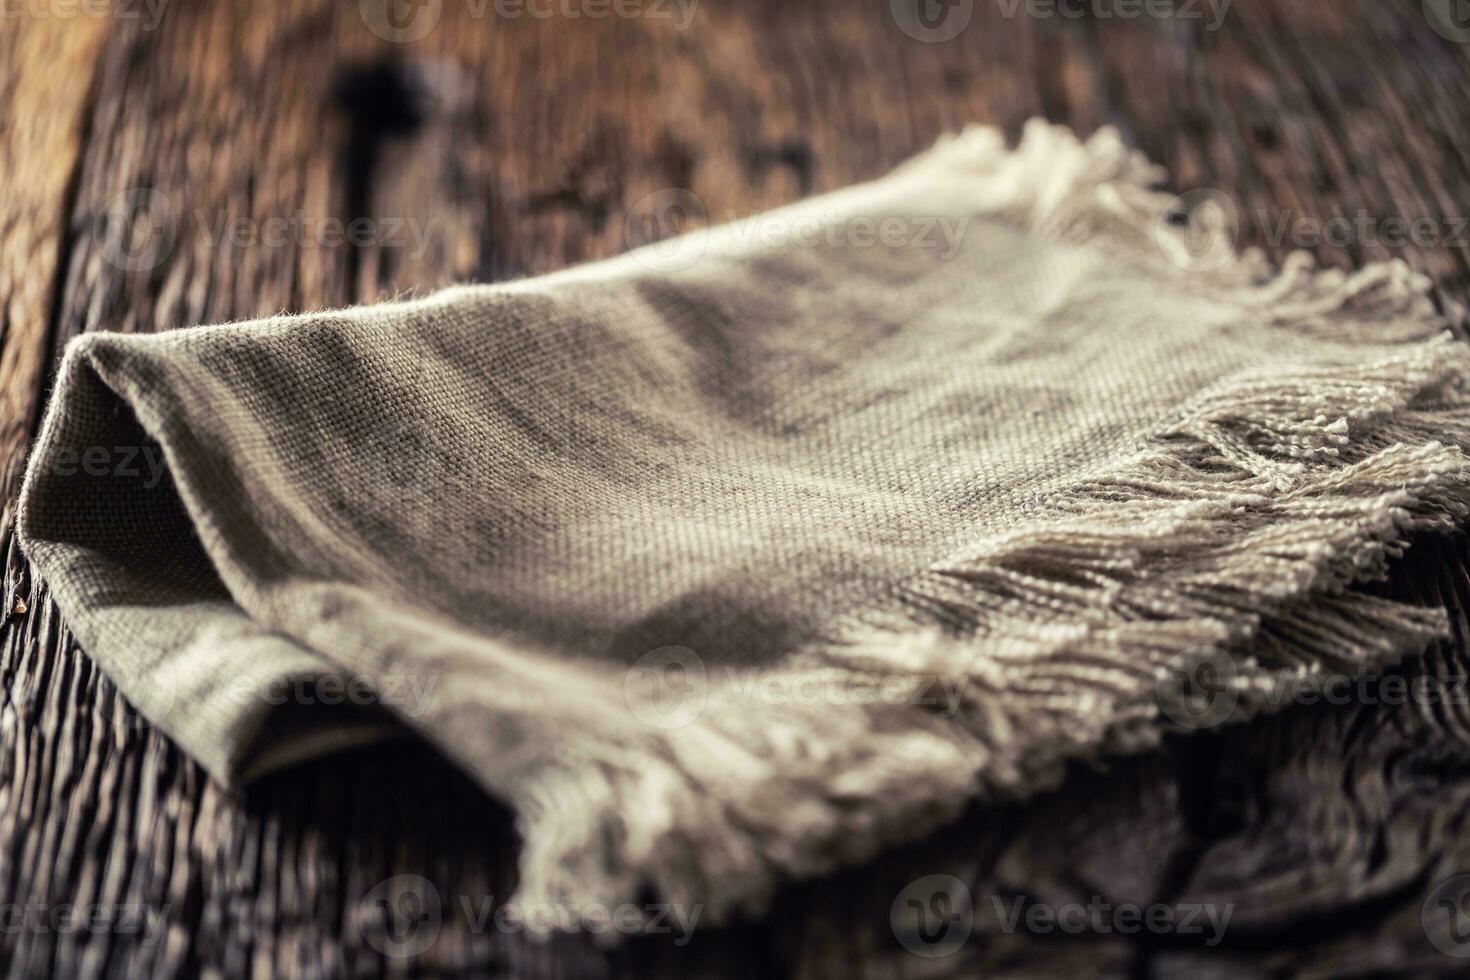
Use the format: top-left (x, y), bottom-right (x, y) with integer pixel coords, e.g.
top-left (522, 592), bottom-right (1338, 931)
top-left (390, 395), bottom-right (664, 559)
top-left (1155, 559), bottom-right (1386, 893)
top-left (19, 121), bottom-right (1470, 927)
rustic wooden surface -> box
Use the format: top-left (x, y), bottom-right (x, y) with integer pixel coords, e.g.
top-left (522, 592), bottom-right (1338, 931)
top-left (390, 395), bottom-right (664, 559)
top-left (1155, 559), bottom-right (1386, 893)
top-left (4, 0), bottom-right (1470, 975)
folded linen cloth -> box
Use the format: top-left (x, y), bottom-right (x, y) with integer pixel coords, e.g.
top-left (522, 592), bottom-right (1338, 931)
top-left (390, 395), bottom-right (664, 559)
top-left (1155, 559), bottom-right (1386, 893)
top-left (18, 120), bottom-right (1470, 925)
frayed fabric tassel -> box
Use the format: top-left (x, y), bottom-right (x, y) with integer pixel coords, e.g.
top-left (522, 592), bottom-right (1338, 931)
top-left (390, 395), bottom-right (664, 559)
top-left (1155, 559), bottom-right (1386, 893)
top-left (507, 124), bottom-right (1470, 933)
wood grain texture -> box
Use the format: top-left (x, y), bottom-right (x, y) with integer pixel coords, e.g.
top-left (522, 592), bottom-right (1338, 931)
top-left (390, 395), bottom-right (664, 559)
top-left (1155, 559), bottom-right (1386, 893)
top-left (0, 14), bottom-right (108, 541)
top-left (3, 0), bottom-right (1470, 976)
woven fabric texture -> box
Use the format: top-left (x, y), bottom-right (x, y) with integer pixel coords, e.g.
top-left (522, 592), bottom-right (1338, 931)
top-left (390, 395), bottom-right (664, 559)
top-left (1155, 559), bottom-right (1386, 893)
top-left (18, 121), bottom-right (1470, 924)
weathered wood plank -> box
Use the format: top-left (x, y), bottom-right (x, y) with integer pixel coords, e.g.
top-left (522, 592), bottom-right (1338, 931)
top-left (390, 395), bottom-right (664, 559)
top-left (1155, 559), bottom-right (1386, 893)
top-left (0, 16), bottom-right (109, 541)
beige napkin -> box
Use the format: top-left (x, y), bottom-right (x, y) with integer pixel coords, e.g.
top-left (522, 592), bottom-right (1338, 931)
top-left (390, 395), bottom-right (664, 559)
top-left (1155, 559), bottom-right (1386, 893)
top-left (19, 121), bottom-right (1470, 925)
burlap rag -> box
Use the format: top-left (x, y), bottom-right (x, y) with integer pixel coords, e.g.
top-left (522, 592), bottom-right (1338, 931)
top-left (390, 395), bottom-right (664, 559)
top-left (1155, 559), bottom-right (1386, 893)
top-left (19, 121), bottom-right (1470, 925)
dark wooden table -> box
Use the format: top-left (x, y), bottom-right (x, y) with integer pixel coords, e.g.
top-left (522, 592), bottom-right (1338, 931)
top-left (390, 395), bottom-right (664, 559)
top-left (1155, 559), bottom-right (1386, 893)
top-left (5, 0), bottom-right (1470, 975)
